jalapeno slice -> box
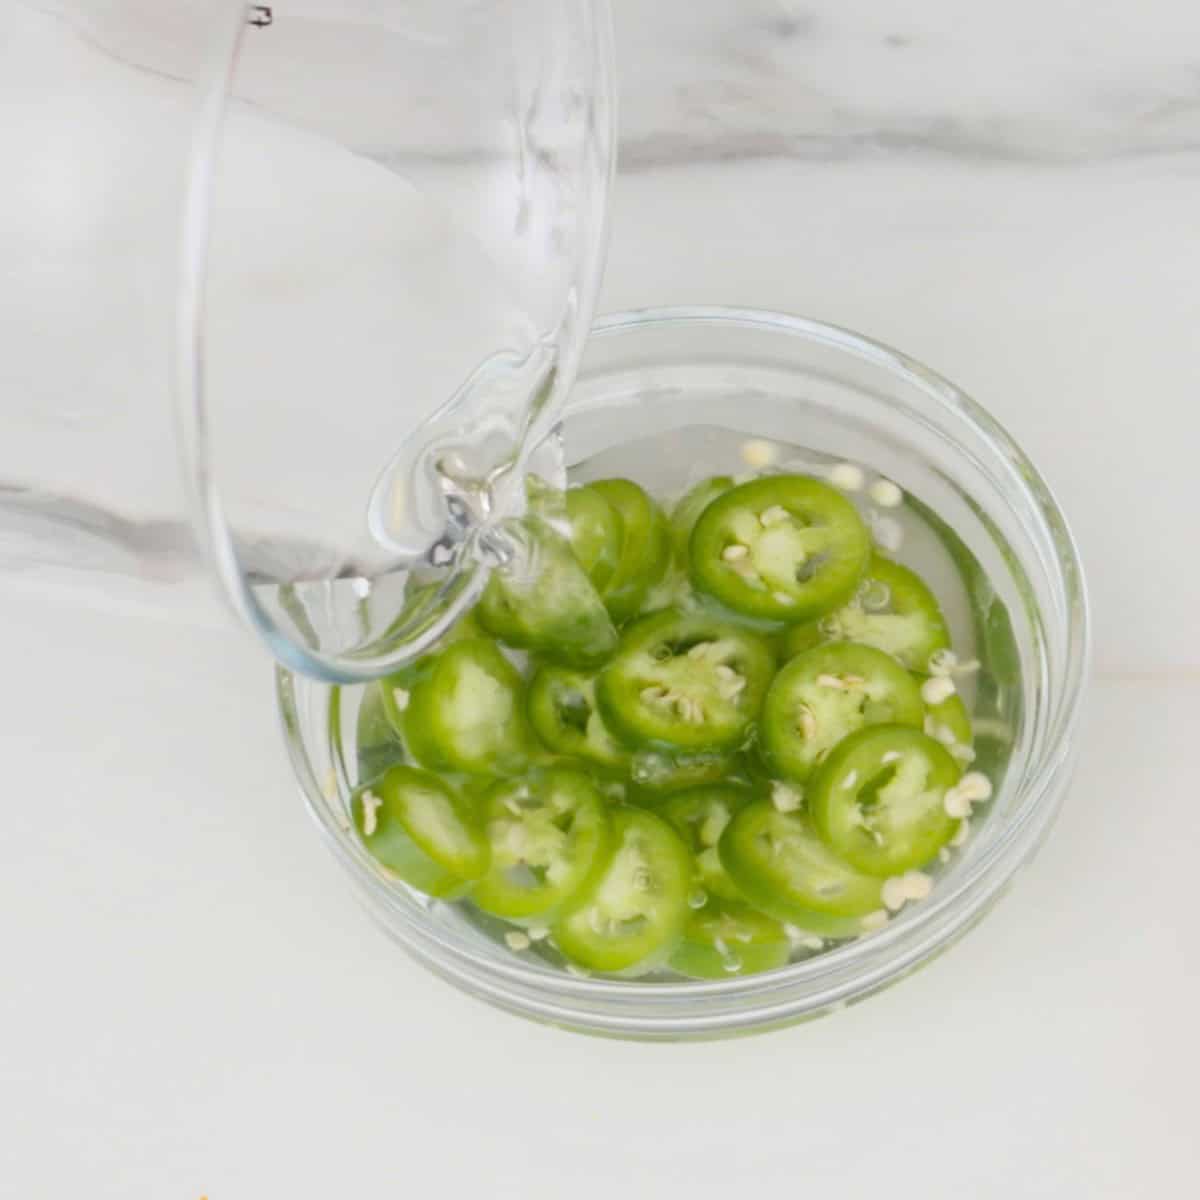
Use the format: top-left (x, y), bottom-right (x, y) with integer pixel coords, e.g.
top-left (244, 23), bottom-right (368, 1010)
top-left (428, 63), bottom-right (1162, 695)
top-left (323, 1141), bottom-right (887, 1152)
top-left (924, 689), bottom-right (974, 750)
top-left (401, 638), bottom-right (536, 776)
top-left (782, 555), bottom-right (950, 671)
top-left (669, 899), bottom-right (791, 979)
top-left (353, 765), bottom-right (489, 898)
top-left (670, 475), bottom-right (734, 564)
top-left (477, 515), bottom-right (617, 667)
top-left (526, 664), bottom-right (630, 772)
top-left (628, 748), bottom-right (736, 797)
top-left (377, 608), bottom-right (485, 719)
top-left (690, 475), bottom-right (871, 622)
top-left (659, 783), bottom-right (754, 902)
top-left (719, 801), bottom-right (885, 936)
top-left (353, 682), bottom-right (407, 785)
top-left (810, 725), bottom-right (962, 876)
top-left (759, 643), bottom-right (924, 781)
top-left (597, 609), bottom-right (774, 752)
top-left (552, 807), bottom-right (692, 973)
top-left (563, 486), bottom-right (623, 592)
top-left (472, 768), bottom-right (613, 921)
top-left (583, 479), bottom-right (671, 624)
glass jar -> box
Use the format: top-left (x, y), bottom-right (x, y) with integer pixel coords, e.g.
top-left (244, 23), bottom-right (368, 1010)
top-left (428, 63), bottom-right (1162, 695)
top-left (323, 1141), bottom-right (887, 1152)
top-left (278, 306), bottom-right (1089, 1039)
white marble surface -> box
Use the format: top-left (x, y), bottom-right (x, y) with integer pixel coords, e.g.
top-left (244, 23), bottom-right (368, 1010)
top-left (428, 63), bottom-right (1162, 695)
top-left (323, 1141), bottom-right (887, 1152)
top-left (2, 2), bottom-right (1199, 1196)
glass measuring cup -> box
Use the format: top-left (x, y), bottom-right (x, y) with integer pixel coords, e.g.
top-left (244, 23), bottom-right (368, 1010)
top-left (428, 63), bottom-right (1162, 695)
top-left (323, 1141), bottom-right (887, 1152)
top-left (1, 0), bottom-right (615, 681)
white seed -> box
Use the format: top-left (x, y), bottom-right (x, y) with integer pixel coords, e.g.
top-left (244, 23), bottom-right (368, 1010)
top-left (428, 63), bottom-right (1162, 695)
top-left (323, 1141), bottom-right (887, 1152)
top-left (741, 439), bottom-right (779, 469)
top-left (868, 478), bottom-right (903, 508)
top-left (900, 870), bottom-right (933, 901)
top-left (771, 782), bottom-right (804, 813)
top-left (785, 925), bottom-right (825, 951)
top-left (817, 673), bottom-right (849, 690)
top-left (927, 649), bottom-right (958, 676)
top-left (505, 931), bottom-right (531, 952)
top-left (687, 641), bottom-right (715, 660)
top-left (881, 877), bottom-right (909, 912)
top-left (842, 770), bottom-right (859, 790)
top-left (714, 664), bottom-right (737, 681)
top-left (829, 462), bottom-right (865, 492)
top-left (391, 686), bottom-right (410, 712)
top-left (943, 786), bottom-right (972, 819)
top-left (796, 705), bottom-right (817, 739)
top-left (921, 675), bottom-right (957, 706)
top-left (881, 750), bottom-right (902, 765)
top-left (873, 515), bottom-right (904, 553)
top-left (527, 925), bottom-right (550, 942)
top-left (950, 818), bottom-right (971, 847)
top-left (360, 789), bottom-right (383, 837)
top-left (722, 543), bottom-right (749, 562)
top-left (640, 686), bottom-right (666, 703)
top-left (958, 772), bottom-right (993, 803)
top-left (842, 674), bottom-right (865, 687)
top-left (951, 743), bottom-right (977, 764)
top-left (773, 591), bottom-right (798, 606)
top-left (860, 910), bottom-right (890, 932)
top-left (717, 677), bottom-right (746, 702)
top-left (760, 505), bottom-right (791, 527)
top-left (934, 724), bottom-right (958, 746)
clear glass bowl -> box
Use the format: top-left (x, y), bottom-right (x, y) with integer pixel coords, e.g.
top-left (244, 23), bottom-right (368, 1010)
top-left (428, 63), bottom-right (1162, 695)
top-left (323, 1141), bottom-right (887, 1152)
top-left (276, 306), bottom-right (1089, 1040)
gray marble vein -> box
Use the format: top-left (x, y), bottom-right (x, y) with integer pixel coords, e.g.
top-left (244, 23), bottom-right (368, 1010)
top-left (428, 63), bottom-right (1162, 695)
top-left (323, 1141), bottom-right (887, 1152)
top-left (22, 0), bottom-right (1200, 168)
top-left (611, 0), bottom-right (1200, 167)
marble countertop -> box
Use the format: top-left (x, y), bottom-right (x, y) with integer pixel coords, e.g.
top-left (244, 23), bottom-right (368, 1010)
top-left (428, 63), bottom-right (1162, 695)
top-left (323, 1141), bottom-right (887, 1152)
top-left (2, 2), bottom-right (1197, 1196)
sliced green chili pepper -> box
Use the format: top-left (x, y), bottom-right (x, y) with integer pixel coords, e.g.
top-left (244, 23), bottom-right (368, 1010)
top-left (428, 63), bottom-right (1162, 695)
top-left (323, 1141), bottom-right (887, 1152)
top-left (690, 475), bottom-right (871, 622)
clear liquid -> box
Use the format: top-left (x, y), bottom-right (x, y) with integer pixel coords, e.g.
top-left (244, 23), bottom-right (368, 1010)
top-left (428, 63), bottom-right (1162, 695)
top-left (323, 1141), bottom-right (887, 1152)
top-left (327, 424), bottom-right (1022, 981)
top-left (204, 139), bottom-right (578, 671)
